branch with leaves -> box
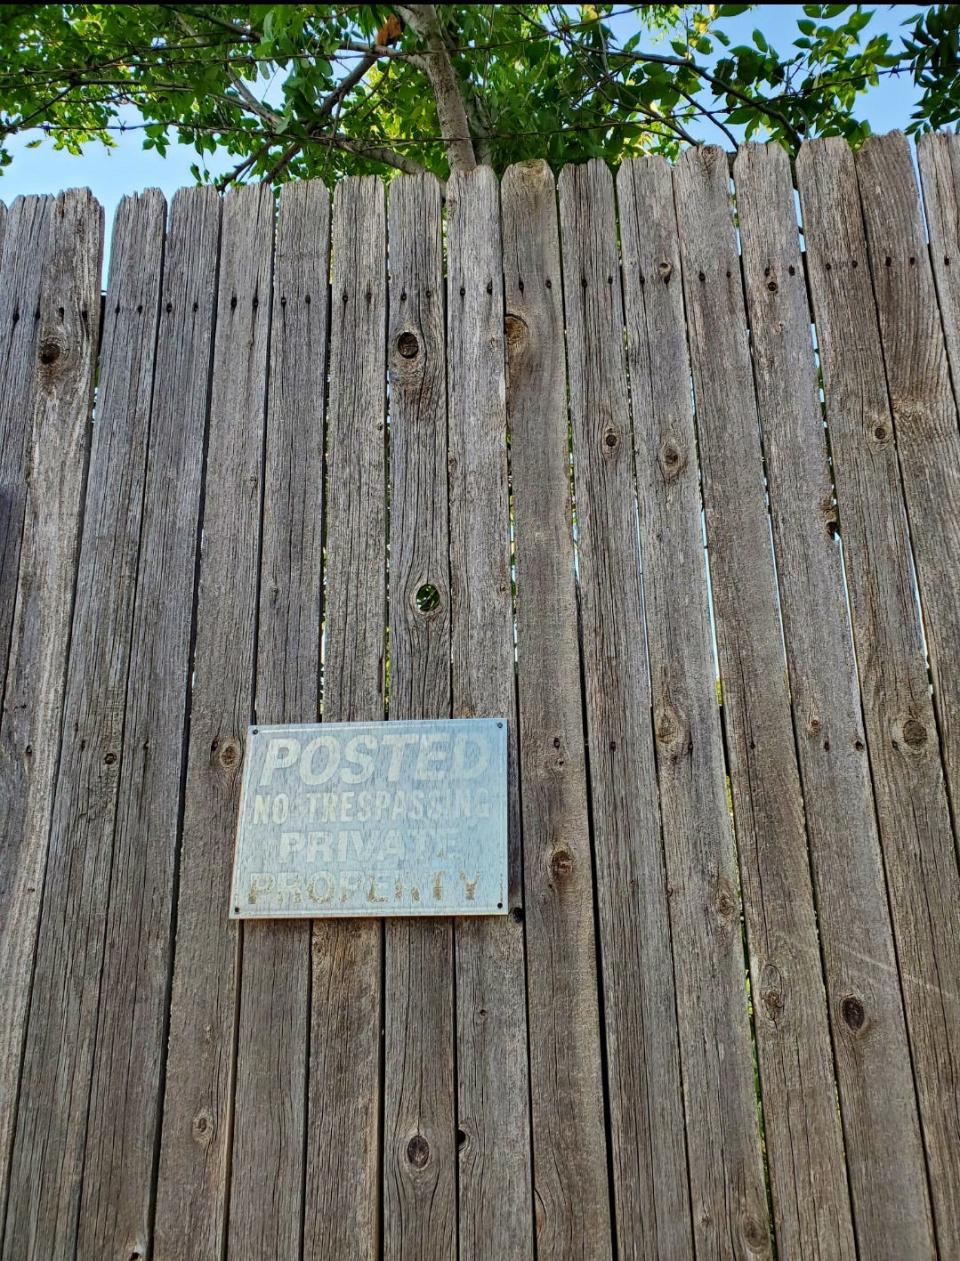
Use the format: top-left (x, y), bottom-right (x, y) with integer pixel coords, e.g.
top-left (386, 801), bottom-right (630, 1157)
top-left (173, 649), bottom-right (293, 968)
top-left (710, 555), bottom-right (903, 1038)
top-left (0, 4), bottom-right (953, 186)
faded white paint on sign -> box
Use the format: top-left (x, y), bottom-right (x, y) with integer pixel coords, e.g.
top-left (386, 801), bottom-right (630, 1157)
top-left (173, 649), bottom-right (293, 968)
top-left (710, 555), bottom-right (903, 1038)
top-left (230, 717), bottom-right (508, 918)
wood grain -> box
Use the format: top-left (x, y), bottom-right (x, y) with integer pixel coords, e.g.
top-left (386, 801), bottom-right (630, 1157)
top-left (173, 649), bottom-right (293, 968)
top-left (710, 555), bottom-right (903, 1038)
top-left (4, 188), bottom-right (165, 1261)
top-left (0, 196), bottom-right (52, 706)
top-left (383, 172), bottom-right (456, 1261)
top-left (917, 132), bottom-right (960, 420)
top-left (798, 135), bottom-right (960, 1255)
top-left (77, 185), bottom-right (220, 1261)
top-left (500, 158), bottom-right (612, 1261)
top-left (227, 179), bottom-right (329, 1261)
top-left (557, 158), bottom-right (692, 1260)
top-left (735, 140), bottom-right (934, 1258)
top-left (0, 189), bottom-right (103, 1245)
top-left (153, 181), bottom-right (274, 1261)
top-left (857, 132), bottom-right (960, 836)
top-left (303, 175), bottom-right (386, 1261)
top-left (446, 164), bottom-right (534, 1261)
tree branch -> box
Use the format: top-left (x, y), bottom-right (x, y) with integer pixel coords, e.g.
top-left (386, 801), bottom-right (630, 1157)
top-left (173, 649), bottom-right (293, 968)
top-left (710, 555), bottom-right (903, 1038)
top-left (397, 4), bottom-right (476, 171)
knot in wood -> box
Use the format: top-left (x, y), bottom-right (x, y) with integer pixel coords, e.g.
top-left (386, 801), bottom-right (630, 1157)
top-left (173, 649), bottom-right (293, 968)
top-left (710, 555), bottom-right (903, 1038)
top-left (742, 1216), bottom-right (768, 1251)
top-left (217, 738), bottom-right (242, 770)
top-left (657, 260), bottom-right (673, 283)
top-left (760, 963), bottom-right (784, 1021)
top-left (396, 330), bottom-right (419, 359)
top-left (841, 995), bottom-right (866, 1033)
top-left (549, 847), bottom-right (574, 882)
top-left (504, 313), bottom-right (527, 357)
top-left (654, 703), bottom-right (689, 759)
top-left (602, 426), bottom-right (620, 454)
top-left (191, 1109), bottom-right (214, 1147)
top-left (38, 338), bottom-right (63, 366)
top-left (714, 879), bottom-right (737, 924)
top-left (658, 435), bottom-right (685, 481)
top-left (893, 713), bottom-right (928, 756)
top-left (406, 1135), bottom-right (430, 1169)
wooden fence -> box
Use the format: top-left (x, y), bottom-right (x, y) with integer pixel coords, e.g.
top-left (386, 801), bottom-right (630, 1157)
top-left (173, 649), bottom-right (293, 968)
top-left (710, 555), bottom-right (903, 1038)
top-left (1, 129), bottom-right (959, 1260)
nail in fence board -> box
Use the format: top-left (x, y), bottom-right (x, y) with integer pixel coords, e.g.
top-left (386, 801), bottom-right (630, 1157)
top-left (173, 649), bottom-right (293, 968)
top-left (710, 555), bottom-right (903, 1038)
top-left (228, 179), bottom-right (329, 1261)
top-left (672, 146), bottom-right (853, 1257)
top-left (735, 140), bottom-right (934, 1256)
top-left (557, 159), bottom-right (693, 1258)
top-left (797, 137), bottom-right (960, 1254)
top-left (446, 165), bottom-right (534, 1260)
top-left (501, 158), bottom-right (613, 1260)
top-left (0, 189), bottom-right (102, 1241)
top-left (383, 171), bottom-right (457, 1260)
top-left (5, 189), bottom-right (166, 1261)
top-left (302, 175), bottom-right (386, 1261)
top-left (154, 181), bottom-right (274, 1261)
top-left (78, 185), bottom-right (220, 1261)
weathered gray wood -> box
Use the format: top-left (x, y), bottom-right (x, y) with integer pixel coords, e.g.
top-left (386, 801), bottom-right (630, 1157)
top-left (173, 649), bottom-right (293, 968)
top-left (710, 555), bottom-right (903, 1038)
top-left (500, 159), bottom-right (612, 1261)
top-left (0, 189), bottom-right (102, 1241)
top-left (735, 140), bottom-right (935, 1258)
top-left (446, 164), bottom-right (534, 1260)
top-left (227, 179), bottom-right (329, 1261)
top-left (0, 197), bottom-right (52, 706)
top-left (383, 172), bottom-right (456, 1261)
top-left (918, 132), bottom-right (960, 417)
top-left (4, 188), bottom-right (165, 1261)
top-left (154, 181), bottom-right (274, 1261)
top-left (671, 146), bottom-right (850, 1258)
top-left (858, 133), bottom-right (960, 836)
top-left (556, 158), bottom-right (692, 1260)
top-left (797, 136), bottom-right (960, 1255)
top-left (303, 175), bottom-right (386, 1261)
top-left (76, 185), bottom-right (221, 1261)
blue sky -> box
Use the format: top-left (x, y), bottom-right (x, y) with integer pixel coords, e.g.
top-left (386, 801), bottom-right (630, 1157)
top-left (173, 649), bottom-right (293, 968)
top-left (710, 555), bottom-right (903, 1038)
top-left (1, 3), bottom-right (925, 238)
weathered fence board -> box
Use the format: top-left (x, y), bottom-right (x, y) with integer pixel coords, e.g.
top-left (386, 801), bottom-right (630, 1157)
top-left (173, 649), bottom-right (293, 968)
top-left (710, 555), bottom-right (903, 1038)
top-left (0, 189), bottom-right (102, 1240)
top-left (674, 146), bottom-right (853, 1258)
top-left (5, 188), bottom-right (166, 1261)
top-left (857, 134), bottom-right (960, 835)
top-left (154, 181), bottom-right (274, 1261)
top-left (735, 140), bottom-right (934, 1257)
top-left (558, 159), bottom-right (693, 1259)
top-left (383, 170), bottom-right (456, 1260)
top-left (797, 136), bottom-right (960, 1255)
top-left (501, 158), bottom-right (612, 1259)
top-left (303, 175), bottom-right (386, 1261)
top-left (228, 178), bottom-right (329, 1261)
top-left (446, 164), bottom-right (534, 1261)
top-left (0, 197), bottom-right (51, 706)
top-left (78, 184), bottom-right (221, 1261)
top-left (2, 131), bottom-right (960, 1261)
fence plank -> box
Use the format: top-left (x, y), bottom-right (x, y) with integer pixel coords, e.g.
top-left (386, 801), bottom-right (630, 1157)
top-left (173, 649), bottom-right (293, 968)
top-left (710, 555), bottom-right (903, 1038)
top-left (858, 133), bottom-right (960, 835)
top-left (500, 158), bottom-right (612, 1260)
top-left (797, 136), bottom-right (960, 1255)
top-left (4, 189), bottom-right (165, 1261)
top-left (557, 158), bottom-right (693, 1259)
top-left (382, 172), bottom-right (456, 1261)
top-left (446, 164), bottom-right (534, 1260)
top-left (227, 179), bottom-right (329, 1261)
top-left (154, 181), bottom-right (274, 1261)
top-left (735, 140), bottom-right (934, 1257)
top-left (0, 189), bottom-right (102, 1242)
top-left (303, 175), bottom-right (386, 1261)
top-left (672, 145), bottom-right (853, 1257)
top-left (76, 185), bottom-right (220, 1261)
top-left (918, 133), bottom-right (960, 414)
top-left (0, 197), bottom-right (52, 705)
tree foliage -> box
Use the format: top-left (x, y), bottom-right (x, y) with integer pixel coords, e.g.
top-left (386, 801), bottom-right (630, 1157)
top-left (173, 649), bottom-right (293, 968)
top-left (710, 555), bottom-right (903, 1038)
top-left (0, 3), bottom-right (957, 186)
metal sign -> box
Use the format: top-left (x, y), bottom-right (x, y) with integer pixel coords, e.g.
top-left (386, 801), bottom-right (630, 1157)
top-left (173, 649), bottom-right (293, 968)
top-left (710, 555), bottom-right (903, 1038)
top-left (230, 717), bottom-right (508, 919)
